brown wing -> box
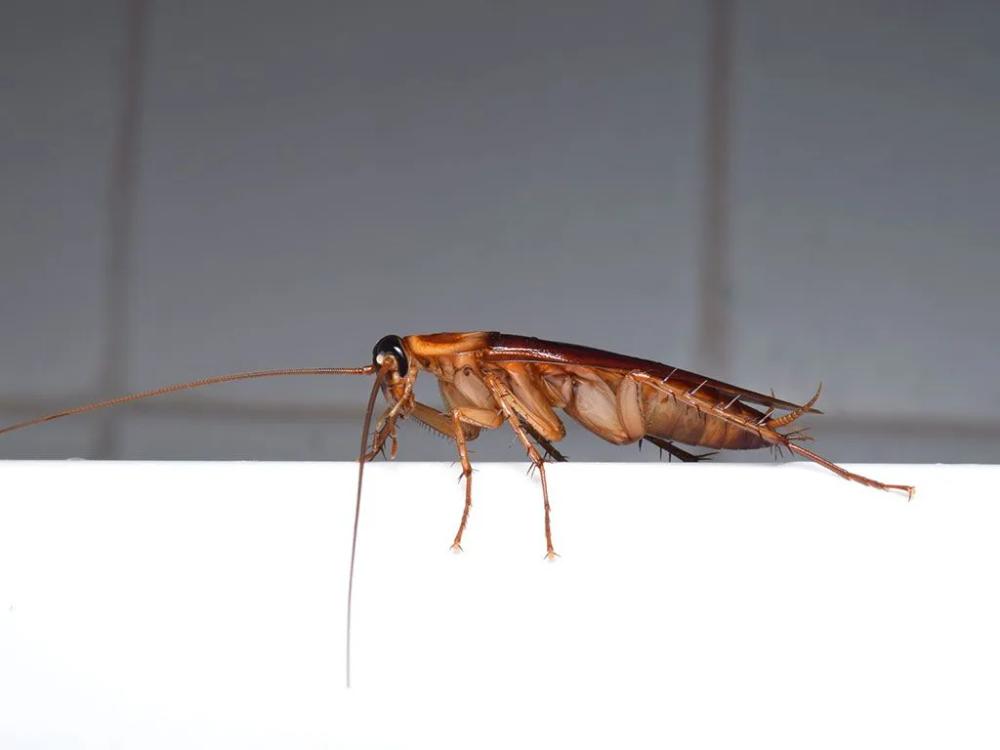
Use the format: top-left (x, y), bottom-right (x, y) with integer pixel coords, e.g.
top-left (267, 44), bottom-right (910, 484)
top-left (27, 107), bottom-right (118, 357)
top-left (482, 333), bottom-right (821, 415)
top-left (473, 333), bottom-right (913, 497)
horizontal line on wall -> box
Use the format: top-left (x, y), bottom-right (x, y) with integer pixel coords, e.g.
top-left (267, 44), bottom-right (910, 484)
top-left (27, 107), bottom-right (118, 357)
top-left (1, 394), bottom-right (1000, 440)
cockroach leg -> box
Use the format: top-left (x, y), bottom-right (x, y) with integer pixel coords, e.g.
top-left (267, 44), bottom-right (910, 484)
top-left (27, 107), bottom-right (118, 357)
top-left (409, 402), bottom-right (499, 551)
top-left (364, 379), bottom-right (416, 459)
top-left (517, 440), bottom-right (557, 560)
top-left (521, 420), bottom-right (569, 463)
top-left (365, 410), bottom-right (398, 461)
top-left (644, 436), bottom-right (717, 463)
top-left (787, 442), bottom-right (915, 500)
top-left (450, 410), bottom-right (474, 553)
top-left (483, 373), bottom-right (558, 559)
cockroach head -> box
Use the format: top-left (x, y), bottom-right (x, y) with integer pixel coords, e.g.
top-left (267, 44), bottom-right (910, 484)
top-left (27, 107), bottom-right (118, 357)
top-left (372, 334), bottom-right (409, 378)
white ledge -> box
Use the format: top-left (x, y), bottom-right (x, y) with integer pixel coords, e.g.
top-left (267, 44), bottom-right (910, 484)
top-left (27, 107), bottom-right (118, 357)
top-left (1, 461), bottom-right (997, 748)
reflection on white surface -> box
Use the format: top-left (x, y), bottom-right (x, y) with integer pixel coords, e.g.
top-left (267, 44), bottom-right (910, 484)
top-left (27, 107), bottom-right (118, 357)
top-left (1, 461), bottom-right (997, 748)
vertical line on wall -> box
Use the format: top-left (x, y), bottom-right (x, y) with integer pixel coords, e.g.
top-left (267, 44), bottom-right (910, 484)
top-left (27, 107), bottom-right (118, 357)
top-left (696, 0), bottom-right (734, 374)
top-left (95, 0), bottom-right (149, 459)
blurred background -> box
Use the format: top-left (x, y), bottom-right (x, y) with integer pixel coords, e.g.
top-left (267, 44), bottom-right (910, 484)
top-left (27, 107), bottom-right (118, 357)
top-left (1, 0), bottom-right (997, 463)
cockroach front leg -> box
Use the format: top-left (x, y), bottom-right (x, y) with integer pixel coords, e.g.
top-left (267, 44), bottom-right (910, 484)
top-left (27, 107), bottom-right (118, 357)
top-left (365, 409), bottom-right (399, 460)
top-left (365, 382), bottom-right (416, 460)
top-left (407, 401), bottom-right (501, 551)
top-left (445, 406), bottom-right (503, 551)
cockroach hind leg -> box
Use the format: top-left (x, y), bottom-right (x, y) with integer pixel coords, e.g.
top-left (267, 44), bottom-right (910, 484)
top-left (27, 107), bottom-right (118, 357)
top-left (544, 549), bottom-right (560, 561)
top-left (786, 442), bottom-right (915, 501)
top-left (644, 435), bottom-right (717, 463)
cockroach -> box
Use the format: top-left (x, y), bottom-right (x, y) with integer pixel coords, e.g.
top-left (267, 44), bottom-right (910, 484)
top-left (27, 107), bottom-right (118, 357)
top-left (0, 330), bottom-right (914, 685)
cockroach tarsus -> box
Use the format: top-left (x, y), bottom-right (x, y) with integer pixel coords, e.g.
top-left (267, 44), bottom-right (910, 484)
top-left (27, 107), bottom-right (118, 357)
top-left (0, 330), bottom-right (915, 686)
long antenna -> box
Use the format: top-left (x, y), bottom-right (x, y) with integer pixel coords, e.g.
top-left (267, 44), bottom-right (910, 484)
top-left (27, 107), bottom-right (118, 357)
top-left (0, 366), bottom-right (374, 438)
top-left (346, 368), bottom-right (385, 688)
top-left (0, 361), bottom-right (386, 687)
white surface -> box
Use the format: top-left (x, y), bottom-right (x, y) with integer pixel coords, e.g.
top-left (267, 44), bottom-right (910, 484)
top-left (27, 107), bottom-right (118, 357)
top-left (1, 461), bottom-right (997, 749)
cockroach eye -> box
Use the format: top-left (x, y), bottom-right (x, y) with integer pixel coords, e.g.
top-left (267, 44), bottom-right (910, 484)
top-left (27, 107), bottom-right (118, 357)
top-left (372, 334), bottom-right (409, 377)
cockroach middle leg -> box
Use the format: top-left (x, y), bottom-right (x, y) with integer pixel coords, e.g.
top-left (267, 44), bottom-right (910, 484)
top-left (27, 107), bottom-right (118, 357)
top-left (483, 374), bottom-right (558, 559)
top-left (450, 410), bottom-right (474, 552)
top-left (517, 432), bottom-right (555, 560)
top-left (522, 420), bottom-right (568, 463)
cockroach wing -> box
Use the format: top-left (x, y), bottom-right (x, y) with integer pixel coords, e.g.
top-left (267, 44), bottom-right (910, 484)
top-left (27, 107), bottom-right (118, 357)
top-left (482, 333), bottom-right (820, 415)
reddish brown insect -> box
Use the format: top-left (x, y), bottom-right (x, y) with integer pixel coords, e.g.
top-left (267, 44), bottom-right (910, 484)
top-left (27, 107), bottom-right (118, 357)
top-left (0, 330), bottom-right (914, 684)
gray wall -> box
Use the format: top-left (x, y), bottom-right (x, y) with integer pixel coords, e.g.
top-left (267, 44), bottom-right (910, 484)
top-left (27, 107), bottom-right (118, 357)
top-left (2, 0), bottom-right (998, 463)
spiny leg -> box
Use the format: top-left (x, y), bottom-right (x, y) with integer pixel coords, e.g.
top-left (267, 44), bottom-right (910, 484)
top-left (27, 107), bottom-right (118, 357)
top-left (632, 370), bottom-right (913, 499)
top-left (365, 407), bottom-right (398, 461)
top-left (363, 380), bottom-right (416, 460)
top-left (450, 410), bottom-right (474, 552)
top-left (644, 435), bottom-right (717, 463)
top-left (788, 441), bottom-right (915, 499)
top-left (407, 401), bottom-right (500, 550)
top-left (483, 374), bottom-right (558, 559)
top-left (365, 384), bottom-right (415, 460)
top-left (522, 419), bottom-right (569, 462)
top-left (521, 432), bottom-right (555, 560)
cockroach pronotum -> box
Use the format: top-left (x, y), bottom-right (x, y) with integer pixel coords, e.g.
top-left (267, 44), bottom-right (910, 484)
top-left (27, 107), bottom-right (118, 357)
top-left (0, 330), bottom-right (914, 685)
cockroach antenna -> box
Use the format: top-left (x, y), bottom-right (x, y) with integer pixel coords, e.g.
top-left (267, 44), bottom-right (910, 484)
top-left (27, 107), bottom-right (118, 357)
top-left (346, 366), bottom-right (387, 689)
